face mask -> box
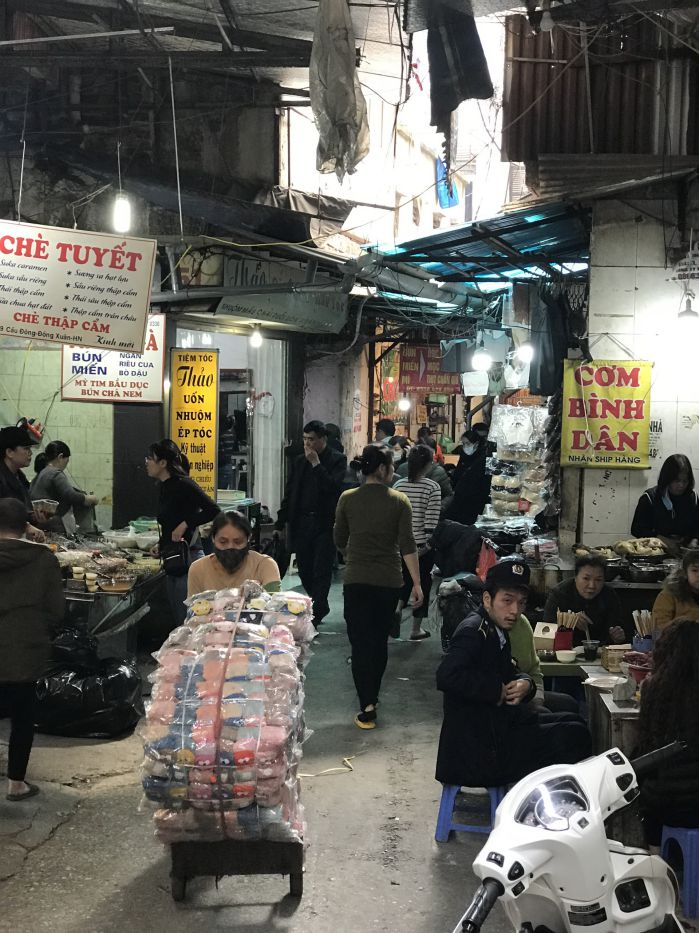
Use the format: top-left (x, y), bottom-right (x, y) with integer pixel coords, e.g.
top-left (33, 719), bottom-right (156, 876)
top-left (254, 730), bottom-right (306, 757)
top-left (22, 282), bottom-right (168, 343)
top-left (393, 451), bottom-right (403, 463)
top-left (214, 545), bottom-right (249, 573)
top-left (462, 443), bottom-right (477, 456)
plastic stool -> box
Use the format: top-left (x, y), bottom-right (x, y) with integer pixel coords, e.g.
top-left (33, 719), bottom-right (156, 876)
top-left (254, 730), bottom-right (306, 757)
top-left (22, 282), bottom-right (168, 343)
top-left (435, 784), bottom-right (507, 843)
top-left (661, 826), bottom-right (699, 919)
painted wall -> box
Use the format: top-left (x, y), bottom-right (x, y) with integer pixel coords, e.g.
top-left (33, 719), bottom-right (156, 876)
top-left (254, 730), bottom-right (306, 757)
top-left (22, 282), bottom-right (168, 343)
top-left (580, 197), bottom-right (695, 544)
top-left (303, 346), bottom-right (369, 457)
top-left (0, 344), bottom-right (114, 528)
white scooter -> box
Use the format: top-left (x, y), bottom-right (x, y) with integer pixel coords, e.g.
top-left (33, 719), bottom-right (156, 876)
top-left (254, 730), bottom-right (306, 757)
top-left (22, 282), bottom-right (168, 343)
top-left (453, 742), bottom-right (685, 933)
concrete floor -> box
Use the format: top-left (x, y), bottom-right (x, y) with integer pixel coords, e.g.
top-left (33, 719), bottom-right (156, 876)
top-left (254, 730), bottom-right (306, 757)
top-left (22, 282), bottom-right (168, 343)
top-left (0, 581), bottom-right (506, 933)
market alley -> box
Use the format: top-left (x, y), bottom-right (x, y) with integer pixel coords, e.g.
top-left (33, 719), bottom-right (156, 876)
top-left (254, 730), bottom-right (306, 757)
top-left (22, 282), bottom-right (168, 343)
top-left (0, 582), bottom-right (503, 933)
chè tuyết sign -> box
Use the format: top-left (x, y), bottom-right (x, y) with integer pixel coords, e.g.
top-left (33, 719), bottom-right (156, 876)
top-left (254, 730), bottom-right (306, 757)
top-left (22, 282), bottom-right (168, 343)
top-left (169, 350), bottom-right (219, 497)
top-left (61, 314), bottom-right (165, 403)
top-left (561, 360), bottom-right (651, 469)
top-left (0, 219), bottom-right (157, 351)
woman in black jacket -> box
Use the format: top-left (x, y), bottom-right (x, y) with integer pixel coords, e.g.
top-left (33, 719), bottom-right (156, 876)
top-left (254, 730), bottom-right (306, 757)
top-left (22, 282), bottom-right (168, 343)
top-left (146, 439), bottom-right (220, 626)
top-left (636, 618), bottom-right (699, 844)
top-left (631, 453), bottom-right (699, 550)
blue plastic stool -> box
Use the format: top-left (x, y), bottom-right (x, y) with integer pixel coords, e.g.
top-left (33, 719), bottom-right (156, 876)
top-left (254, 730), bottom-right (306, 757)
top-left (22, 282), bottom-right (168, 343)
top-left (661, 826), bottom-right (699, 919)
top-left (435, 784), bottom-right (507, 843)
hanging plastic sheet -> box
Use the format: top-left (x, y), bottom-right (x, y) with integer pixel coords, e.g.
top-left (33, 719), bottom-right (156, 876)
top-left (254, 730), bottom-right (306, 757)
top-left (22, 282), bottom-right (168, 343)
top-left (309, 0), bottom-right (370, 181)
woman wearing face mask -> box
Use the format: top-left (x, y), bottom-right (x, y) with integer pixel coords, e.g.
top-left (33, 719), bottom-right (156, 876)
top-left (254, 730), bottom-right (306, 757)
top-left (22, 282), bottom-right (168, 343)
top-left (631, 454), bottom-right (699, 552)
top-left (29, 441), bottom-right (100, 534)
top-left (187, 511), bottom-right (281, 597)
top-left (145, 438), bottom-right (220, 625)
top-left (334, 445), bottom-right (423, 729)
top-left (444, 426), bottom-right (492, 525)
top-left (390, 435), bottom-right (411, 468)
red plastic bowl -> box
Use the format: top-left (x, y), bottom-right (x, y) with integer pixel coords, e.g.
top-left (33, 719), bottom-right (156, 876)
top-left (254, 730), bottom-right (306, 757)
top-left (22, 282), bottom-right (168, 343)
top-left (628, 664), bottom-right (651, 686)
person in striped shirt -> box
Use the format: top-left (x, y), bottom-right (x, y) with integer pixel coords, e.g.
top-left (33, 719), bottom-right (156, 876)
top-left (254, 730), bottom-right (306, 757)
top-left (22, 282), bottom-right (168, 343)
top-left (393, 445), bottom-right (442, 640)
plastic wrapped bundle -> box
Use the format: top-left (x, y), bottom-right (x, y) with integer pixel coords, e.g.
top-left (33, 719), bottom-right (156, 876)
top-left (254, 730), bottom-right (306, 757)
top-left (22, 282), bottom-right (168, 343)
top-left (141, 583), bottom-right (313, 845)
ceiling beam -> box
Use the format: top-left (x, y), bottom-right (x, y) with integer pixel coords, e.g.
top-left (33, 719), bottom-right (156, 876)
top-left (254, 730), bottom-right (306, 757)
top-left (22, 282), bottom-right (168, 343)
top-left (548, 0), bottom-right (699, 22)
top-left (0, 50), bottom-right (310, 69)
top-left (6, 0), bottom-right (313, 54)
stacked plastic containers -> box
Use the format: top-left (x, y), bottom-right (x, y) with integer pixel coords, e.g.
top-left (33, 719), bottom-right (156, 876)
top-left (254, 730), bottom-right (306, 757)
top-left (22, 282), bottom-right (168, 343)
top-left (141, 582), bottom-right (315, 845)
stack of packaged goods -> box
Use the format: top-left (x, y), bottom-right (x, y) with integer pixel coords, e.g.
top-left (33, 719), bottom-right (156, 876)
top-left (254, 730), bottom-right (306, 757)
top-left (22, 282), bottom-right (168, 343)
top-left (140, 583), bottom-right (314, 846)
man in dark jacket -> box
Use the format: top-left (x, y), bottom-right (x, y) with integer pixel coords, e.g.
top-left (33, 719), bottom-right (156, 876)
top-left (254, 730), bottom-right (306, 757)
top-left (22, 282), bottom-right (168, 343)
top-left (0, 497), bottom-right (65, 801)
top-left (436, 558), bottom-right (591, 788)
top-left (277, 420), bottom-right (347, 626)
top-left (0, 425), bottom-right (45, 542)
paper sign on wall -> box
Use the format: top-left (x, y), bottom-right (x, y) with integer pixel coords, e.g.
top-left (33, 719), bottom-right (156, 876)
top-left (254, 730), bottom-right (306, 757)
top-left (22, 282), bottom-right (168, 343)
top-left (61, 314), bottom-right (165, 403)
top-left (561, 360), bottom-right (651, 469)
top-left (169, 350), bottom-right (219, 497)
top-left (0, 219), bottom-right (157, 351)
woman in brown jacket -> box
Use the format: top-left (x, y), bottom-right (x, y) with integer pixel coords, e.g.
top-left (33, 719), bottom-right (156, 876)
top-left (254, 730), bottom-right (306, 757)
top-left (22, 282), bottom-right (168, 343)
top-left (652, 549), bottom-right (699, 629)
top-left (0, 498), bottom-right (65, 801)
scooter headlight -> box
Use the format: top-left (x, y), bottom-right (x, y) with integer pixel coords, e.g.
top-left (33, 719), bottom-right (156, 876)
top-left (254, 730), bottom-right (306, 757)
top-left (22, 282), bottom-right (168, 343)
top-left (515, 777), bottom-right (589, 831)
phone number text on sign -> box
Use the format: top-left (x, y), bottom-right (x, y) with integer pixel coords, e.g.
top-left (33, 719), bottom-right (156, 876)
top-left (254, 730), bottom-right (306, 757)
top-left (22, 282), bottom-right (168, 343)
top-left (0, 220), bottom-right (157, 352)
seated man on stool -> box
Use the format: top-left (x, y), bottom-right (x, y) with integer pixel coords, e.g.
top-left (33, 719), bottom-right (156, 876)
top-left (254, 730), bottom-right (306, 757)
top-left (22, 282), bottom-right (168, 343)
top-left (436, 557), bottom-right (592, 789)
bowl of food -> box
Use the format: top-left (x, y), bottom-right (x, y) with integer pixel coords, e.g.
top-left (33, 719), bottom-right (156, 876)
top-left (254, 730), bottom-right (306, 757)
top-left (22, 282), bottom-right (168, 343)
top-left (555, 649), bottom-right (577, 663)
top-left (627, 563), bottom-right (666, 583)
top-left (32, 498), bottom-right (59, 517)
top-left (98, 573), bottom-right (136, 594)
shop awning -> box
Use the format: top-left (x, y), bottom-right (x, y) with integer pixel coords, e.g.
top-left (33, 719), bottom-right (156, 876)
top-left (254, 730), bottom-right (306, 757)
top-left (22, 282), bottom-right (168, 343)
top-left (366, 201), bottom-right (591, 287)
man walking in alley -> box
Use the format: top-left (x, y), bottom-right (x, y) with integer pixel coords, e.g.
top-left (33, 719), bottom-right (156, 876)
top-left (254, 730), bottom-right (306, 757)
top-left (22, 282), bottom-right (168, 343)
top-left (277, 420), bottom-right (347, 626)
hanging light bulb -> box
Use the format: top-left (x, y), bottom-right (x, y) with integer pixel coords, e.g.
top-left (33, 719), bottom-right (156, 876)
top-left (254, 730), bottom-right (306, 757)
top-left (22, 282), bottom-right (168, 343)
top-left (472, 337), bottom-right (492, 372)
top-left (398, 397), bottom-right (411, 412)
top-left (249, 326), bottom-right (263, 348)
top-left (112, 193), bottom-right (131, 233)
top-left (515, 342), bottom-right (535, 364)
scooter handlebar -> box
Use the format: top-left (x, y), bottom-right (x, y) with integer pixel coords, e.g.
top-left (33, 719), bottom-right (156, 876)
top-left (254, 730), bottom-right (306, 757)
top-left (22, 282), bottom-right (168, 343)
top-left (454, 878), bottom-right (505, 933)
top-left (631, 741), bottom-right (687, 779)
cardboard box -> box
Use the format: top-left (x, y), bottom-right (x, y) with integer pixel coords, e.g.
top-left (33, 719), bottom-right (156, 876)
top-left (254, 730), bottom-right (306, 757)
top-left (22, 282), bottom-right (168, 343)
top-left (533, 622), bottom-right (557, 651)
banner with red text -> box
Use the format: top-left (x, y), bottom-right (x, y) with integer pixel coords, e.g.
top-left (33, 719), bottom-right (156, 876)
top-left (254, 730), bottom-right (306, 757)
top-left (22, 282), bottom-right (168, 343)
top-left (0, 220), bottom-right (157, 351)
top-left (60, 314), bottom-right (165, 403)
top-left (399, 344), bottom-right (461, 392)
top-left (561, 360), bottom-right (651, 468)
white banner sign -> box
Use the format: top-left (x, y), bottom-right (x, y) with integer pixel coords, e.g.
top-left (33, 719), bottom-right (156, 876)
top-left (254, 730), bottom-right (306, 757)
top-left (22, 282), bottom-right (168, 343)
top-left (0, 219), bottom-right (157, 351)
top-left (217, 290), bottom-right (348, 334)
top-left (61, 314), bottom-right (165, 403)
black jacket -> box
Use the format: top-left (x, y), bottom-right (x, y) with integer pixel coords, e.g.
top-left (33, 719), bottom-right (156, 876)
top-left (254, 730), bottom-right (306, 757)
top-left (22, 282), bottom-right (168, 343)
top-left (436, 608), bottom-right (535, 787)
top-left (157, 475), bottom-right (220, 549)
top-left (0, 462), bottom-right (32, 513)
top-left (0, 539), bottom-right (65, 682)
top-left (631, 486), bottom-right (699, 541)
top-left (445, 446), bottom-right (491, 525)
top-left (430, 519), bottom-right (482, 578)
top-left (277, 445), bottom-right (347, 537)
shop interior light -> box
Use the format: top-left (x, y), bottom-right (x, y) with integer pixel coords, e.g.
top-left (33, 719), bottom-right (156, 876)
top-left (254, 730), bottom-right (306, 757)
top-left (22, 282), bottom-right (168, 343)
top-left (472, 338), bottom-right (492, 372)
top-left (515, 342), bottom-right (535, 364)
top-left (249, 326), bottom-right (263, 348)
top-left (398, 397), bottom-right (411, 411)
top-left (112, 193), bottom-right (131, 233)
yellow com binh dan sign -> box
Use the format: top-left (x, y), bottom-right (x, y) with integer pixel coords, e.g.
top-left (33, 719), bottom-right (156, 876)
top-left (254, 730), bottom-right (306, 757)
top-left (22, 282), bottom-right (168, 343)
top-left (561, 360), bottom-right (651, 469)
top-left (169, 350), bottom-right (219, 496)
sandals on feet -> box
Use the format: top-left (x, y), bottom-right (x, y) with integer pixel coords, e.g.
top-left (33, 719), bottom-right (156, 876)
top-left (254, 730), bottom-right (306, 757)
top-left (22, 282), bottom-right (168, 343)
top-left (6, 782), bottom-right (40, 802)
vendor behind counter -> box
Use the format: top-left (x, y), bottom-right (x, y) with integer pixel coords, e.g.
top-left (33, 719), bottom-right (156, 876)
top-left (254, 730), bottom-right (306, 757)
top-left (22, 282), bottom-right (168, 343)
top-left (631, 454), bottom-right (699, 551)
top-left (543, 553), bottom-right (629, 645)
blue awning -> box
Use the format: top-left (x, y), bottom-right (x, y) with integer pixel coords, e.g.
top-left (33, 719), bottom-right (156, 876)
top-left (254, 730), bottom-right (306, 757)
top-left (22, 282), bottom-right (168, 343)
top-left (367, 201), bottom-right (590, 286)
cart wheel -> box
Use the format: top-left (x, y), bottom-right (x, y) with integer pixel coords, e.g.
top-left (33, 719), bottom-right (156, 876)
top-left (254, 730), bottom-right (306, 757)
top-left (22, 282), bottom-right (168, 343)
top-left (289, 872), bottom-right (303, 898)
top-left (171, 876), bottom-right (186, 902)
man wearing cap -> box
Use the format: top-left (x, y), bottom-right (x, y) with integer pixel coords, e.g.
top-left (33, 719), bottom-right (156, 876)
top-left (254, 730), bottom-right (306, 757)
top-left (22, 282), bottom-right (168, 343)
top-left (0, 426), bottom-right (46, 542)
top-left (436, 557), bottom-right (592, 789)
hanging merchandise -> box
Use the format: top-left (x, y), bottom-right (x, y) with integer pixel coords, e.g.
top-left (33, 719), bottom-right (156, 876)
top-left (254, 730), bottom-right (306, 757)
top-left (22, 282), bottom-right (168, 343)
top-left (141, 583), bottom-right (315, 846)
top-left (309, 0), bottom-right (370, 181)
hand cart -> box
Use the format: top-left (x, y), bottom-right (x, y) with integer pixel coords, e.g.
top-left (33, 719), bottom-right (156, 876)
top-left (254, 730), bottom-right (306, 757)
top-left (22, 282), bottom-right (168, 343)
top-left (169, 839), bottom-right (304, 901)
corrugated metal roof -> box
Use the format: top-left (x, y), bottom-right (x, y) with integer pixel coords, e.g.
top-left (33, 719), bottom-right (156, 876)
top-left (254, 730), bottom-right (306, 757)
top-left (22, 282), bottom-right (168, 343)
top-left (503, 13), bottom-right (699, 163)
top-left (368, 200), bottom-right (591, 284)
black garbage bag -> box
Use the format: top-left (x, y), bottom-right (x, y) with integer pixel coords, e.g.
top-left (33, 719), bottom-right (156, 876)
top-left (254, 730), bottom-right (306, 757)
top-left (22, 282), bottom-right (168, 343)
top-left (51, 627), bottom-right (99, 669)
top-left (35, 658), bottom-right (143, 738)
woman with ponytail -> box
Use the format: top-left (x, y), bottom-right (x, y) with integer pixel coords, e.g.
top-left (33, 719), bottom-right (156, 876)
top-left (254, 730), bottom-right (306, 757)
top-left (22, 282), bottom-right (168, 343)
top-left (393, 445), bottom-right (441, 640)
top-left (334, 445), bottom-right (423, 729)
top-left (29, 441), bottom-right (99, 534)
top-left (145, 439), bottom-right (220, 625)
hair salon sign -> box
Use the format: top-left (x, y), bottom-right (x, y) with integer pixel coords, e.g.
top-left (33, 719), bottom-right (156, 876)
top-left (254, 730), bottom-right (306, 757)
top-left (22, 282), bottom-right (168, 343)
top-left (561, 360), bottom-right (652, 469)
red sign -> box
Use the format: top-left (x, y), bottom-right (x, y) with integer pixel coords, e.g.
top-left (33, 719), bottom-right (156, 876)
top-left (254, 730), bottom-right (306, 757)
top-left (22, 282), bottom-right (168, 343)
top-left (399, 345), bottom-right (461, 391)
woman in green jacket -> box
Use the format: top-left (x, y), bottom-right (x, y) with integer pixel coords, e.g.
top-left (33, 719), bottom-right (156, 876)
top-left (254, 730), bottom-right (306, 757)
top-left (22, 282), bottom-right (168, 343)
top-left (334, 446), bottom-right (423, 729)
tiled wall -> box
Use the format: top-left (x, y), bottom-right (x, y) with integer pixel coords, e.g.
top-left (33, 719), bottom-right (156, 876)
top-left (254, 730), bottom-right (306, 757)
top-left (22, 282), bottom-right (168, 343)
top-left (0, 346), bottom-right (113, 528)
top-left (581, 198), bottom-right (695, 544)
